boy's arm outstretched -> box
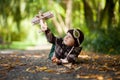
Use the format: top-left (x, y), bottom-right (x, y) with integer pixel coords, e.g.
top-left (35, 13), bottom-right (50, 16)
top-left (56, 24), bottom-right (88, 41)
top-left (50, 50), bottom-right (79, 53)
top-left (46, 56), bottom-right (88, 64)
top-left (39, 19), bottom-right (56, 44)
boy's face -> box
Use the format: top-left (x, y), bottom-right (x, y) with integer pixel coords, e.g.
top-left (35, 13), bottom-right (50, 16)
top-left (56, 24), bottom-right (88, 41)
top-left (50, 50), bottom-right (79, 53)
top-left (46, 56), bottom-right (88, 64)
top-left (63, 33), bottom-right (75, 46)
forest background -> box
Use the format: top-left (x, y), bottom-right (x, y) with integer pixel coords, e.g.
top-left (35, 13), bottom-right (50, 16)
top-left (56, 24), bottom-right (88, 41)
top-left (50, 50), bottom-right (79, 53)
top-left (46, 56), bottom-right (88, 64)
top-left (0, 0), bottom-right (120, 54)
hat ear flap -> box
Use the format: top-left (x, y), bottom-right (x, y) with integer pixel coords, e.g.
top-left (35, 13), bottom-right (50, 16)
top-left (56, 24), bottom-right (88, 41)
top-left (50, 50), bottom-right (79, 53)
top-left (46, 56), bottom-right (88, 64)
top-left (79, 30), bottom-right (84, 44)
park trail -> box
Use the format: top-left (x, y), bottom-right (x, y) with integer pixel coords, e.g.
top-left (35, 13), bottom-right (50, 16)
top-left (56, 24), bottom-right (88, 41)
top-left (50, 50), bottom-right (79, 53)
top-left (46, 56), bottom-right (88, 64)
top-left (0, 47), bottom-right (120, 80)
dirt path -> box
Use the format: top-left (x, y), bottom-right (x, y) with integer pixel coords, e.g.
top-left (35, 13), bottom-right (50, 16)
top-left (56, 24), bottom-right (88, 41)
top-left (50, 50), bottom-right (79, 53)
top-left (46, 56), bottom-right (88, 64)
top-left (0, 50), bottom-right (120, 80)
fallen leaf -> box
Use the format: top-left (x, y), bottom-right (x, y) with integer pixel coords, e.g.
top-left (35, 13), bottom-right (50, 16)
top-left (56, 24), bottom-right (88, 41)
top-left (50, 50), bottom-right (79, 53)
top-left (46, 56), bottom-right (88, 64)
top-left (36, 66), bottom-right (47, 71)
top-left (63, 63), bottom-right (72, 69)
top-left (26, 66), bottom-right (36, 73)
top-left (44, 69), bottom-right (56, 73)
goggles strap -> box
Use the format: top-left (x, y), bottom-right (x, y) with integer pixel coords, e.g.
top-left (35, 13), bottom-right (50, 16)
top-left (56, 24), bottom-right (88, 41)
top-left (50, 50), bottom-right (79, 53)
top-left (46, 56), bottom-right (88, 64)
top-left (66, 46), bottom-right (74, 58)
top-left (77, 39), bottom-right (80, 46)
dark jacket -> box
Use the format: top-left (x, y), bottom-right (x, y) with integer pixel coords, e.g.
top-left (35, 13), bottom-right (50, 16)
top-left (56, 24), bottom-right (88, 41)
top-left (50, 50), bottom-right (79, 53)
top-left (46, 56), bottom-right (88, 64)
top-left (45, 29), bottom-right (82, 63)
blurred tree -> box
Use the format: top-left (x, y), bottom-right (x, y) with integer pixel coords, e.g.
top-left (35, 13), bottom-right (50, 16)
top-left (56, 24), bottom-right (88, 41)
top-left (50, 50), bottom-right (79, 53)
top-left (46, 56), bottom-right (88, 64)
top-left (0, 0), bottom-right (120, 54)
top-left (82, 0), bottom-right (120, 54)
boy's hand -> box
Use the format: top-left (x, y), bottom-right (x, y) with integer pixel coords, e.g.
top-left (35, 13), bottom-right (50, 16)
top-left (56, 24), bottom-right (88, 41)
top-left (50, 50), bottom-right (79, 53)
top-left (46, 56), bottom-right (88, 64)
top-left (51, 57), bottom-right (60, 63)
top-left (39, 19), bottom-right (48, 32)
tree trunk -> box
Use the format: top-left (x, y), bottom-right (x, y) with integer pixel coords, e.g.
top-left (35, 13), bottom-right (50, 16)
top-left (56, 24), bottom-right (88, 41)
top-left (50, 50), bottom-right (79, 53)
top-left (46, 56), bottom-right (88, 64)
top-left (50, 0), bottom-right (73, 35)
top-left (83, 0), bottom-right (94, 30)
top-left (99, 0), bottom-right (116, 28)
top-left (118, 0), bottom-right (120, 26)
top-left (65, 0), bottom-right (72, 31)
top-left (107, 0), bottom-right (116, 28)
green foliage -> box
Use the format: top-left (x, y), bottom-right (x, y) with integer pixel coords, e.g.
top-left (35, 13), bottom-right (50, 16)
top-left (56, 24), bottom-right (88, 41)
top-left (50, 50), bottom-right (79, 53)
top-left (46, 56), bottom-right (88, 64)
top-left (10, 41), bottom-right (36, 50)
top-left (83, 26), bottom-right (120, 54)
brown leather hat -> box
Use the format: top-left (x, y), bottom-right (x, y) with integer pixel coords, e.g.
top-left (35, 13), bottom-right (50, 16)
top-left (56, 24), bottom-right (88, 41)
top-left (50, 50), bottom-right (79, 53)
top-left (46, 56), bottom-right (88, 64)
top-left (67, 29), bottom-right (84, 47)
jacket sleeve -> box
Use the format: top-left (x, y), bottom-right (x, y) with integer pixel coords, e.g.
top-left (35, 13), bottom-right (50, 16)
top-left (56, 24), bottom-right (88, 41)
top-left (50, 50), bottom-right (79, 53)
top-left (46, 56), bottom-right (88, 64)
top-left (45, 28), bottom-right (56, 44)
top-left (67, 47), bottom-right (82, 63)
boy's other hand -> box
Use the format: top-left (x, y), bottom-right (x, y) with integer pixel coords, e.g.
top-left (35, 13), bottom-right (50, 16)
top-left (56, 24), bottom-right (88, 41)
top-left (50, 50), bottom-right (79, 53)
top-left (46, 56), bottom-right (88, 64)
top-left (51, 57), bottom-right (60, 63)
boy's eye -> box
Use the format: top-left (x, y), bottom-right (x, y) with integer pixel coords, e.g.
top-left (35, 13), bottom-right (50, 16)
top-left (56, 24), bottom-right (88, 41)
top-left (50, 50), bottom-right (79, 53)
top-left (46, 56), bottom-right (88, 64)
top-left (68, 35), bottom-right (73, 39)
top-left (65, 33), bottom-right (73, 39)
top-left (66, 35), bottom-right (70, 38)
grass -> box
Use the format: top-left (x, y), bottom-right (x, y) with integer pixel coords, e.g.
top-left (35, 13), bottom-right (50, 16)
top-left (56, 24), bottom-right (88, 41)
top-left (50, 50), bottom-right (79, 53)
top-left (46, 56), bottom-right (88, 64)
top-left (0, 35), bottom-right (49, 50)
top-left (0, 41), bottom-right (36, 50)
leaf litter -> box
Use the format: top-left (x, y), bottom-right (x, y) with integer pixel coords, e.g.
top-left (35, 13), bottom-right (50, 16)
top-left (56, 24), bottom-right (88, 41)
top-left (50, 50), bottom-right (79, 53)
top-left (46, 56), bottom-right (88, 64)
top-left (0, 50), bottom-right (120, 80)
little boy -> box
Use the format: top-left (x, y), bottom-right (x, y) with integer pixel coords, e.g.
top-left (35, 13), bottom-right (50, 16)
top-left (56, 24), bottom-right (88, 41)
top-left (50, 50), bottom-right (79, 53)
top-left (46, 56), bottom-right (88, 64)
top-left (39, 20), bottom-right (84, 65)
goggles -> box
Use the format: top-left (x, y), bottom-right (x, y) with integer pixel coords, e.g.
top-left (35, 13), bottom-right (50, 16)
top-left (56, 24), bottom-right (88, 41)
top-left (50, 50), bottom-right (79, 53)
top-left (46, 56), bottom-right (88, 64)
top-left (73, 29), bottom-right (81, 45)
